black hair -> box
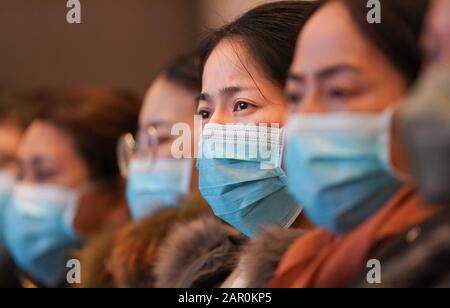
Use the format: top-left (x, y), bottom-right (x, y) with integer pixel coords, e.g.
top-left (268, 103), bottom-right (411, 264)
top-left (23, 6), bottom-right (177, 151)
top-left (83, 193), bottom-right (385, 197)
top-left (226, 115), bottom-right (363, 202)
top-left (201, 1), bottom-right (323, 87)
top-left (339, 0), bottom-right (430, 85)
top-left (164, 52), bottom-right (202, 93)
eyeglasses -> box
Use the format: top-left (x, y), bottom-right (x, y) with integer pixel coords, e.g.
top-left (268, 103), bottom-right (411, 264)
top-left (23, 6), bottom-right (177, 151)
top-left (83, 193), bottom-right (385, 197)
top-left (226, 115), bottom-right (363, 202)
top-left (117, 124), bottom-right (175, 177)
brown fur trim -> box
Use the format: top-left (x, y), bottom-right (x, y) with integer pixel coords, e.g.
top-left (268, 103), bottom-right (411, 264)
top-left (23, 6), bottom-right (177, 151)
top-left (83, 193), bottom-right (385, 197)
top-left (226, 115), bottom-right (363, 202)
top-left (239, 228), bottom-right (305, 288)
top-left (154, 217), bottom-right (237, 288)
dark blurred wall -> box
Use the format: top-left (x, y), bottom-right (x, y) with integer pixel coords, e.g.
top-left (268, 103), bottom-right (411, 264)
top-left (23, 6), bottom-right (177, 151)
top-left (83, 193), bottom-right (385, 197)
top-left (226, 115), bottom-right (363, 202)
top-left (0, 0), bottom-right (201, 95)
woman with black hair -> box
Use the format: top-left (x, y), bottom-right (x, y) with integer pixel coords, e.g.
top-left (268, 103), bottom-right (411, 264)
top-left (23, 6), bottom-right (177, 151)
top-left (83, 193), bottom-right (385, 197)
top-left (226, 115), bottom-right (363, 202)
top-left (154, 1), bottom-right (321, 288)
top-left (78, 52), bottom-right (215, 288)
top-left (269, 0), bottom-right (435, 288)
top-left (357, 0), bottom-right (450, 288)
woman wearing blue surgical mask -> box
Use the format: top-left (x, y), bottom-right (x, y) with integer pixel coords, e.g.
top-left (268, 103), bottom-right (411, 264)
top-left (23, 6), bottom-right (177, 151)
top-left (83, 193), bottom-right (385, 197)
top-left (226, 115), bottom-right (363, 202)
top-left (0, 89), bottom-right (50, 288)
top-left (0, 90), bottom-right (26, 288)
top-left (79, 53), bottom-right (213, 288)
top-left (0, 93), bottom-right (22, 247)
top-left (270, 0), bottom-right (436, 288)
top-left (3, 89), bottom-right (140, 288)
top-left (356, 0), bottom-right (450, 288)
top-left (118, 54), bottom-right (203, 221)
top-left (153, 1), bottom-right (321, 289)
top-left (196, 1), bottom-right (321, 238)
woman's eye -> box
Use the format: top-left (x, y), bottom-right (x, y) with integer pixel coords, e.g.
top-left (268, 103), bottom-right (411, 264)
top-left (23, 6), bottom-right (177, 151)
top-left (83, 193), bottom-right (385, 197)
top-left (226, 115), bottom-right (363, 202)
top-left (198, 110), bottom-right (211, 120)
top-left (35, 170), bottom-right (57, 182)
top-left (157, 136), bottom-right (172, 145)
top-left (329, 88), bottom-right (352, 100)
top-left (287, 93), bottom-right (303, 105)
top-left (233, 101), bottom-right (253, 112)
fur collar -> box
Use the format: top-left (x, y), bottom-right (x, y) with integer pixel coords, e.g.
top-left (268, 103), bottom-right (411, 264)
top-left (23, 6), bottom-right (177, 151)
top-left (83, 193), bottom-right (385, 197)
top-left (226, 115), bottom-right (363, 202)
top-left (154, 216), bottom-right (305, 288)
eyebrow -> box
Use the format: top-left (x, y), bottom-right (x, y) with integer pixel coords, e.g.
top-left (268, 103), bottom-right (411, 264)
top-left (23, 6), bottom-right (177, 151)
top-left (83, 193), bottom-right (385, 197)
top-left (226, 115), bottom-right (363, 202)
top-left (141, 121), bottom-right (171, 131)
top-left (287, 72), bottom-right (304, 83)
top-left (29, 156), bottom-right (55, 169)
top-left (287, 64), bottom-right (360, 83)
top-left (198, 86), bottom-right (251, 103)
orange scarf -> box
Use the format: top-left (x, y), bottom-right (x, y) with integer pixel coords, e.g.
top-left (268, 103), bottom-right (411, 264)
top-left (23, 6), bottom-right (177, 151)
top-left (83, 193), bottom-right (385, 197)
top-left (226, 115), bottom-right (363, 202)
top-left (269, 186), bottom-right (438, 288)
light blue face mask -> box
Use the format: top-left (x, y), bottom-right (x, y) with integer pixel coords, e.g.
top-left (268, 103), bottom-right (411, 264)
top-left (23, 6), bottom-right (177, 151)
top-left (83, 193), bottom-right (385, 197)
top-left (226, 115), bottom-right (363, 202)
top-left (4, 183), bottom-right (82, 287)
top-left (285, 109), bottom-right (403, 235)
top-left (0, 171), bottom-right (15, 252)
top-left (126, 158), bottom-right (192, 220)
top-left (197, 124), bottom-right (301, 238)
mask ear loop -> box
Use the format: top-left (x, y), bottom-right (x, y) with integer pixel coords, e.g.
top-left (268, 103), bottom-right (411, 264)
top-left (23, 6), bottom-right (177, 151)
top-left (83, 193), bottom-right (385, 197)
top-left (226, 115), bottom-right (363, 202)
top-left (384, 106), bottom-right (416, 184)
top-left (117, 133), bottom-right (136, 179)
top-left (146, 126), bottom-right (159, 173)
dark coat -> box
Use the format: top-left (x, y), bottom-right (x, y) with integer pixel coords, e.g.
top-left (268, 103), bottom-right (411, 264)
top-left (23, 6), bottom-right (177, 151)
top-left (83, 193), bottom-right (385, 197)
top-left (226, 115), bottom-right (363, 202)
top-left (154, 217), bottom-right (305, 288)
top-left (0, 251), bottom-right (21, 288)
top-left (357, 208), bottom-right (450, 288)
top-left (78, 193), bottom-right (212, 288)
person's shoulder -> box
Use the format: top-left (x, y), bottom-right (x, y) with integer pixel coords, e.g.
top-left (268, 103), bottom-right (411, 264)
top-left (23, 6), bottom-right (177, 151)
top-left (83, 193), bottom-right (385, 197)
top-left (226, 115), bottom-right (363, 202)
top-left (358, 209), bottom-right (450, 288)
top-left (154, 217), bottom-right (246, 288)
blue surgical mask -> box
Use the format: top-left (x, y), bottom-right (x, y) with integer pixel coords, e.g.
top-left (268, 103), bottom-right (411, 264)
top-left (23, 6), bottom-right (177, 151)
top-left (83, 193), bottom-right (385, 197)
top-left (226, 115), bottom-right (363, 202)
top-left (285, 109), bottom-right (403, 235)
top-left (126, 158), bottom-right (192, 220)
top-left (0, 171), bottom-right (15, 250)
top-left (4, 183), bottom-right (82, 287)
top-left (197, 124), bottom-right (301, 238)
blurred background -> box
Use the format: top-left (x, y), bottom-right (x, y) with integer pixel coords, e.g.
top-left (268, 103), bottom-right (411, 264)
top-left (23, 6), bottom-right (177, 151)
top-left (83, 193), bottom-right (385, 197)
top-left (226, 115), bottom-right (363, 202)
top-left (0, 0), bottom-right (274, 95)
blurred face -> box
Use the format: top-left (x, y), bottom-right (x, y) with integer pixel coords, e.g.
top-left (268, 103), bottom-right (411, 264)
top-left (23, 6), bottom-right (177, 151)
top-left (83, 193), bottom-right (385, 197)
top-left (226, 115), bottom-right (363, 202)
top-left (19, 121), bottom-right (119, 237)
top-left (198, 39), bottom-right (287, 126)
top-left (0, 118), bottom-right (23, 176)
top-left (124, 77), bottom-right (199, 220)
top-left (286, 1), bottom-right (407, 114)
top-left (139, 76), bottom-right (197, 158)
top-left (286, 1), bottom-right (409, 172)
top-left (422, 0), bottom-right (450, 64)
top-left (19, 121), bottom-right (89, 186)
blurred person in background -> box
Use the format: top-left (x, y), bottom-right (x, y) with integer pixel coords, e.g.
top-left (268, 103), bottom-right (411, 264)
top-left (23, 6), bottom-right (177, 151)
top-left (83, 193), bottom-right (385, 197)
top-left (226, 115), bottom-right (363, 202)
top-left (3, 89), bottom-right (140, 288)
top-left (269, 0), bottom-right (433, 288)
top-left (356, 0), bottom-right (450, 288)
top-left (401, 0), bottom-right (450, 206)
top-left (0, 89), bottom-right (51, 288)
top-left (153, 1), bottom-right (321, 289)
top-left (79, 53), bottom-right (214, 288)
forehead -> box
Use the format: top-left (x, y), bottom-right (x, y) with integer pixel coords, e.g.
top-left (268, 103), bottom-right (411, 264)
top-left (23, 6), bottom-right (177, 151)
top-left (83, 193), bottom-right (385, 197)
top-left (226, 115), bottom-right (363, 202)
top-left (139, 76), bottom-right (195, 126)
top-left (292, 1), bottom-right (373, 73)
top-left (202, 38), bottom-right (266, 90)
top-left (19, 120), bottom-right (76, 160)
top-left (0, 119), bottom-right (22, 155)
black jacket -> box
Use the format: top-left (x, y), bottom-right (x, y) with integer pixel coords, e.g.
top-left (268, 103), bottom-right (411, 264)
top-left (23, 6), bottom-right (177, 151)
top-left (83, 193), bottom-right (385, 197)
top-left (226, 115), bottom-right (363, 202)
top-left (357, 208), bottom-right (450, 288)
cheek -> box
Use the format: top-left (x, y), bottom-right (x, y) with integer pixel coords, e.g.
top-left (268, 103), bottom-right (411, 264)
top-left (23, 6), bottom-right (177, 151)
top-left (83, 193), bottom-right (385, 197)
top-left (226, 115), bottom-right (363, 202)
top-left (157, 143), bottom-right (174, 158)
top-left (257, 103), bottom-right (288, 126)
top-left (372, 79), bottom-right (407, 111)
top-left (347, 81), bottom-right (407, 113)
top-left (54, 159), bottom-right (91, 188)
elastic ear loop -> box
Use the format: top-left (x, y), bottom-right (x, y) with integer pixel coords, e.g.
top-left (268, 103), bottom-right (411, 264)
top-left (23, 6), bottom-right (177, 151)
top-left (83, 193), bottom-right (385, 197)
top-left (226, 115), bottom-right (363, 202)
top-left (384, 106), bottom-right (415, 184)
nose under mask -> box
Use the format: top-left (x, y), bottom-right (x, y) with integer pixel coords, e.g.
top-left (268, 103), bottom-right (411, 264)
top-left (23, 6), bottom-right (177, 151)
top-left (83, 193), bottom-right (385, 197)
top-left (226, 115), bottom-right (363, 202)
top-left (197, 123), bottom-right (302, 238)
top-left (285, 109), bottom-right (403, 235)
top-left (4, 183), bottom-right (83, 287)
top-left (126, 157), bottom-right (192, 220)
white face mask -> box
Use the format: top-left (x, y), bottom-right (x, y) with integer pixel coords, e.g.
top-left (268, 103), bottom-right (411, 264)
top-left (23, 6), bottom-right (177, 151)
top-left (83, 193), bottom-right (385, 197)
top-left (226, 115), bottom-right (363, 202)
top-left (126, 158), bottom-right (193, 220)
